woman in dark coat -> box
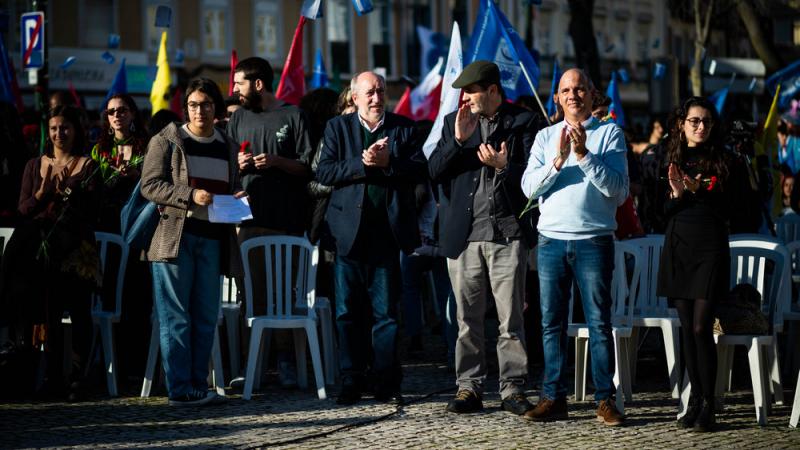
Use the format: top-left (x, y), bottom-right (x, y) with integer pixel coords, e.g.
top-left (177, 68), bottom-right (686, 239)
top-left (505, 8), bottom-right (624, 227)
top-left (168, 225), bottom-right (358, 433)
top-left (656, 97), bottom-right (730, 432)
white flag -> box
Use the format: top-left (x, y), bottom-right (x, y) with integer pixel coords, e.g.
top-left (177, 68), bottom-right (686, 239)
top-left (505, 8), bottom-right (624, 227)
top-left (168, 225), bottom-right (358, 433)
top-left (423, 22), bottom-right (463, 159)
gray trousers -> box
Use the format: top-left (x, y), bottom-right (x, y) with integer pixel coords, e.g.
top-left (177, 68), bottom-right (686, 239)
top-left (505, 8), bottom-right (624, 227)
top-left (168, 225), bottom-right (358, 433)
top-left (447, 240), bottom-right (528, 398)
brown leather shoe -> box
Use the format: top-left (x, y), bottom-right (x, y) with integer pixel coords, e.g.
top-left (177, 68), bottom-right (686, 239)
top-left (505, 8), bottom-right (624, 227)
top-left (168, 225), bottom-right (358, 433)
top-left (523, 397), bottom-right (568, 421)
top-left (596, 398), bottom-right (625, 426)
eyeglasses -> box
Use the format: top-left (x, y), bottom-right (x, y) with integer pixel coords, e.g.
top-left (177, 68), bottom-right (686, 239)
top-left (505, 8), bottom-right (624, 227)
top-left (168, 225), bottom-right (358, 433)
top-left (106, 107), bottom-right (130, 116)
top-left (686, 117), bottom-right (714, 128)
top-left (188, 101), bottom-right (215, 111)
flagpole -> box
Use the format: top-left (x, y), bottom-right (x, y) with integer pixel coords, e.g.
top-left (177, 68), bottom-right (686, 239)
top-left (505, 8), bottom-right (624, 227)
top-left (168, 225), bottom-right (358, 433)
top-left (518, 60), bottom-right (551, 126)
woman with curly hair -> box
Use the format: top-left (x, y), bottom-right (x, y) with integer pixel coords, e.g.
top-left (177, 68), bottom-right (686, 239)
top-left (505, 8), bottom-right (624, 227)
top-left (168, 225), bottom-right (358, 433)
top-left (657, 96), bottom-right (730, 432)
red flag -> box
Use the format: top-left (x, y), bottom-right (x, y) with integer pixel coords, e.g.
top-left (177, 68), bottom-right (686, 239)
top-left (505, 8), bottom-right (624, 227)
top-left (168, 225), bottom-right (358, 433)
top-left (228, 49), bottom-right (238, 97)
top-left (67, 81), bottom-right (82, 108)
top-left (275, 16), bottom-right (307, 105)
top-left (393, 86), bottom-right (413, 119)
top-left (170, 86), bottom-right (184, 121)
top-left (7, 57), bottom-right (23, 113)
top-left (413, 80), bottom-right (441, 121)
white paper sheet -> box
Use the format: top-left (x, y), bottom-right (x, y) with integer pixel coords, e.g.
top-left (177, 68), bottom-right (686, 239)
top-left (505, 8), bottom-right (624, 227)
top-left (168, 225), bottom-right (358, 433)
top-left (208, 195), bottom-right (253, 223)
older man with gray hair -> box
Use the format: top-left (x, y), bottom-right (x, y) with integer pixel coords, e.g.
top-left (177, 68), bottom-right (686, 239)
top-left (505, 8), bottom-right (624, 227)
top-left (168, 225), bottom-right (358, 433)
top-left (521, 68), bottom-right (628, 425)
top-left (317, 71), bottom-right (425, 406)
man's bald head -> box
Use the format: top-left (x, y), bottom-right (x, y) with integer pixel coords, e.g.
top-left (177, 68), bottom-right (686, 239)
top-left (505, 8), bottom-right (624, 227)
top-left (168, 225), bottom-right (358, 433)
top-left (351, 71), bottom-right (386, 125)
top-left (556, 68), bottom-right (595, 123)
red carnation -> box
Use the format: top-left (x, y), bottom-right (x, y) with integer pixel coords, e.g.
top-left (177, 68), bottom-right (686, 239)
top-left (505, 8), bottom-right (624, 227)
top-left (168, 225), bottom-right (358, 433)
top-left (706, 175), bottom-right (718, 191)
top-left (239, 140), bottom-right (251, 154)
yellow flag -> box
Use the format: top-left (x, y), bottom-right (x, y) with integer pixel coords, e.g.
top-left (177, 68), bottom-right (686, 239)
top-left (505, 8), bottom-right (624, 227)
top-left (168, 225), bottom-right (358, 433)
top-left (756, 84), bottom-right (781, 159)
top-left (150, 31), bottom-right (171, 114)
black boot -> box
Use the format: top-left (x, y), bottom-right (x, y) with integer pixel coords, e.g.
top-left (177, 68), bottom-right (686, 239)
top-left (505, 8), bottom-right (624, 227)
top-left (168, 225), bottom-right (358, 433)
top-left (693, 398), bottom-right (716, 432)
top-left (677, 395), bottom-right (702, 429)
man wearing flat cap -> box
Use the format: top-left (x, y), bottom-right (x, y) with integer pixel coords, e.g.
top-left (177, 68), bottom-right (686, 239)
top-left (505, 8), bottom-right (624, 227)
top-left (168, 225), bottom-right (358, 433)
top-left (429, 60), bottom-right (545, 415)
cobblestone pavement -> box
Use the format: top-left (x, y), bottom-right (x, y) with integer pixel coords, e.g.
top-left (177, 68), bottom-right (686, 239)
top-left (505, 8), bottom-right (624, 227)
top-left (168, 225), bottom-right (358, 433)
top-left (1, 336), bottom-right (799, 449)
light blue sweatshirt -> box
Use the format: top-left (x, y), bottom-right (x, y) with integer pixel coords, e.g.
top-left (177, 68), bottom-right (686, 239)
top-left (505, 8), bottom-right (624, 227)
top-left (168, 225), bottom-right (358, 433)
top-left (521, 116), bottom-right (629, 240)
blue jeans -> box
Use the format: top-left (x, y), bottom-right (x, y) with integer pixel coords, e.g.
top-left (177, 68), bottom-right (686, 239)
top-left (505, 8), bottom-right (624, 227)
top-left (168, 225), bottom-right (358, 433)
top-left (537, 234), bottom-right (615, 402)
top-left (151, 232), bottom-right (221, 398)
top-left (335, 254), bottom-right (400, 390)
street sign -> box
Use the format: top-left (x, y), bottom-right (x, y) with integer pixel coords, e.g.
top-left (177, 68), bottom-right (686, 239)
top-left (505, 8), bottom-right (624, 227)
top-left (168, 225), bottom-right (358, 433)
top-left (20, 12), bottom-right (45, 70)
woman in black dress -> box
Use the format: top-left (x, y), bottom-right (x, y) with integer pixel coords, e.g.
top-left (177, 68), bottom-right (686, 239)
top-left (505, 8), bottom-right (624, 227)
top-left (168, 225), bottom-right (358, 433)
top-left (657, 97), bottom-right (730, 432)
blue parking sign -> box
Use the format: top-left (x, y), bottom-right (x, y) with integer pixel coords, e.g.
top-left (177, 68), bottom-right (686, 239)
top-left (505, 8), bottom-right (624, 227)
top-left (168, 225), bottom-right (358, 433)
top-left (20, 12), bottom-right (45, 70)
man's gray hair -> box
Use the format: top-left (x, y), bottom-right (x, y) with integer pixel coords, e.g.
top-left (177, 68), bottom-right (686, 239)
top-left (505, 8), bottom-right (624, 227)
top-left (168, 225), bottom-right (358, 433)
top-left (350, 71), bottom-right (386, 93)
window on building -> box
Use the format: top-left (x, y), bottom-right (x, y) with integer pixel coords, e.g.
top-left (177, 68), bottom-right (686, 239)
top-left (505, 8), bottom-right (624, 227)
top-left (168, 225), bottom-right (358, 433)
top-left (201, 0), bottom-right (230, 58)
top-left (253, 1), bottom-right (281, 61)
top-left (143, 0), bottom-right (176, 55)
top-left (80, 0), bottom-right (116, 48)
top-left (452, 0), bottom-right (469, 31)
top-left (795, 20), bottom-right (800, 46)
top-left (327, 0), bottom-right (352, 75)
top-left (369, 0), bottom-right (392, 74)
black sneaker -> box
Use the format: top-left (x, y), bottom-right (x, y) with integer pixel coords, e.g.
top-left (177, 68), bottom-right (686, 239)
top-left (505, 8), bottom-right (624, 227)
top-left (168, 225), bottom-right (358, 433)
top-left (336, 383), bottom-right (362, 405)
top-left (501, 393), bottom-right (534, 415)
top-left (168, 389), bottom-right (216, 407)
top-left (446, 389), bottom-right (483, 414)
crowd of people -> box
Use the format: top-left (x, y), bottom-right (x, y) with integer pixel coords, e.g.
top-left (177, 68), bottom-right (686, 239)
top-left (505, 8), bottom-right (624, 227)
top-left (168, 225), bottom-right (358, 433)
top-left (0, 55), bottom-right (797, 432)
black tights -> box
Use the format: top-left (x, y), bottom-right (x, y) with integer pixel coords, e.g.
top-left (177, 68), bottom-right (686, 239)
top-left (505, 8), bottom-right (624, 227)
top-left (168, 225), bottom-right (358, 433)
top-left (674, 298), bottom-right (717, 400)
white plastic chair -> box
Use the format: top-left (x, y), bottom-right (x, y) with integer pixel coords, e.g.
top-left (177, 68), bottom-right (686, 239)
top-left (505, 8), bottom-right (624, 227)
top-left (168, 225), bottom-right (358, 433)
top-left (775, 213), bottom-right (800, 244)
top-left (240, 236), bottom-right (326, 400)
top-left (90, 232), bottom-right (129, 397)
top-left (625, 235), bottom-right (682, 399)
top-left (791, 369), bottom-right (800, 428)
top-left (678, 236), bottom-right (788, 426)
top-left (140, 310), bottom-right (226, 398)
top-left (0, 227), bottom-right (12, 254)
top-left (568, 241), bottom-right (641, 414)
top-left (783, 241), bottom-right (800, 379)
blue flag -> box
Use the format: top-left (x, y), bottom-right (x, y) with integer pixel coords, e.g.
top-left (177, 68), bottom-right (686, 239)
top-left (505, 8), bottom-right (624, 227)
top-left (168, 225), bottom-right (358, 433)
top-left (653, 62), bottom-right (666, 80)
top-left (605, 71), bottom-right (625, 127)
top-left (310, 49), bottom-right (329, 89)
top-left (351, 0), bottom-right (373, 15)
top-left (466, 0), bottom-right (540, 100)
top-left (545, 59), bottom-right (560, 117)
top-left (708, 86), bottom-right (729, 116)
top-left (766, 59), bottom-right (800, 110)
top-left (0, 32), bottom-right (14, 105)
top-left (104, 58), bottom-right (127, 108)
top-left (301, 0), bottom-right (324, 19)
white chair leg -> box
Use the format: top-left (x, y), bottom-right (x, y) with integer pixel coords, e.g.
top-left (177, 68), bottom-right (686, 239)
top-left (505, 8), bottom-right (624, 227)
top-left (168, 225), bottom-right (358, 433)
top-left (662, 323), bottom-right (681, 399)
top-left (222, 305), bottom-right (241, 378)
top-left (619, 337), bottom-right (633, 402)
top-left (100, 320), bottom-right (118, 397)
top-left (574, 336), bottom-right (588, 402)
top-left (790, 369), bottom-right (800, 428)
top-left (726, 347), bottom-right (735, 392)
top-left (677, 368), bottom-right (691, 419)
top-left (254, 329), bottom-right (271, 391)
top-left (715, 344), bottom-right (730, 399)
top-left (141, 318), bottom-right (160, 397)
top-left (211, 328), bottom-right (226, 396)
top-left (612, 333), bottom-right (625, 415)
top-left (243, 325), bottom-right (264, 400)
top-left (293, 328), bottom-right (308, 389)
top-left (746, 340), bottom-right (769, 426)
top-left (304, 323), bottom-right (327, 400)
top-left (767, 339), bottom-right (784, 406)
top-left (315, 298), bottom-right (337, 385)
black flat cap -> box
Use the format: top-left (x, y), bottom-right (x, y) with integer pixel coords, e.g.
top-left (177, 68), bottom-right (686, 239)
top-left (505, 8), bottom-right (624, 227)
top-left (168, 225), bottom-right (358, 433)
top-left (452, 60), bottom-right (501, 89)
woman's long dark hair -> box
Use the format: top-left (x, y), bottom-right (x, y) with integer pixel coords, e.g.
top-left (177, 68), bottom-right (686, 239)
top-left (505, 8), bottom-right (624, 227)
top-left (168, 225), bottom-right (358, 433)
top-left (46, 105), bottom-right (86, 157)
top-left (96, 94), bottom-right (149, 156)
top-left (665, 96), bottom-right (728, 182)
